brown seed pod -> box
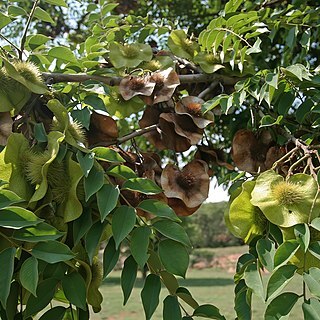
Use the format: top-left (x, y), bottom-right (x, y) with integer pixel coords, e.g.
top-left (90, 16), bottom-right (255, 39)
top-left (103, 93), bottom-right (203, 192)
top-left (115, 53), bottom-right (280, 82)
top-left (161, 159), bottom-right (210, 208)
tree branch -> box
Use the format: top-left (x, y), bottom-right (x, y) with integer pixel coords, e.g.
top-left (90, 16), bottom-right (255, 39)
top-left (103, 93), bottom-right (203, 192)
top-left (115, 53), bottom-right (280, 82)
top-left (91, 124), bottom-right (158, 147)
top-left (20, 0), bottom-right (40, 60)
top-left (42, 71), bottom-right (241, 86)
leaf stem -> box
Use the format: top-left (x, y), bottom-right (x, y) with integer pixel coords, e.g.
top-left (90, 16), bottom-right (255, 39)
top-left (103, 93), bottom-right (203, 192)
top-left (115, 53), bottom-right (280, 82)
top-left (20, 0), bottom-right (40, 60)
top-left (214, 27), bottom-right (252, 48)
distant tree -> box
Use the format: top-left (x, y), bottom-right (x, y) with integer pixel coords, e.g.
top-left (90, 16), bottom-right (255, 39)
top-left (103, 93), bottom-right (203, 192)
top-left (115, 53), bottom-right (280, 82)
top-left (182, 202), bottom-right (242, 247)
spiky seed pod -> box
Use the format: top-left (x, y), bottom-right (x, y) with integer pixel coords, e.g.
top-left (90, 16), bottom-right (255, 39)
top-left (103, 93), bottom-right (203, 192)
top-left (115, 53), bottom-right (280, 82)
top-left (24, 150), bottom-right (51, 184)
top-left (49, 160), bottom-right (71, 204)
top-left (51, 118), bottom-right (87, 144)
top-left (13, 61), bottom-right (43, 83)
top-left (67, 120), bottom-right (87, 144)
top-left (272, 181), bottom-right (305, 206)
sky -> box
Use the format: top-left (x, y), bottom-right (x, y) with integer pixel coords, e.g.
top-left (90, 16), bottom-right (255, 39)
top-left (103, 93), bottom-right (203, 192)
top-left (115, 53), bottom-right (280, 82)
top-left (207, 178), bottom-right (229, 203)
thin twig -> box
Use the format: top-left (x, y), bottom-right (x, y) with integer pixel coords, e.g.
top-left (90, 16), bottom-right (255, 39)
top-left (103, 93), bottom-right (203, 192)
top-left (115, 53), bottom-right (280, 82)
top-left (287, 154), bottom-right (309, 177)
top-left (198, 80), bottom-right (219, 99)
top-left (20, 0), bottom-right (40, 60)
top-left (0, 33), bottom-right (23, 57)
top-left (272, 146), bottom-right (298, 170)
top-left (91, 124), bottom-right (158, 148)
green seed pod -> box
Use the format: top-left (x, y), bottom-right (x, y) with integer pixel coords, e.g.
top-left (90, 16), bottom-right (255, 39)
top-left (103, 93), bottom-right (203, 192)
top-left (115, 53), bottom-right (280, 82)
top-left (13, 61), bottom-right (42, 83)
top-left (87, 256), bottom-right (103, 312)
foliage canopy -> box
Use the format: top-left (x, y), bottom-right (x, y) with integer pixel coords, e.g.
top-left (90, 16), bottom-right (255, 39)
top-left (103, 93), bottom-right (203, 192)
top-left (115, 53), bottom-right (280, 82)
top-left (0, 0), bottom-right (320, 319)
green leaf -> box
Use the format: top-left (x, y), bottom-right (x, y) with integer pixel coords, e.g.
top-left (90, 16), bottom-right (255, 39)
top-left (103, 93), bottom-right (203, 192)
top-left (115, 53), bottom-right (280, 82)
top-left (234, 280), bottom-right (251, 320)
top-left (28, 35), bottom-right (51, 50)
top-left (176, 287), bottom-right (199, 309)
top-left (44, 0), bottom-right (68, 7)
top-left (0, 206), bottom-right (42, 229)
top-left (159, 239), bottom-right (189, 278)
top-left (107, 165), bottom-right (137, 180)
top-left (246, 38), bottom-right (262, 55)
top-left (24, 278), bottom-right (58, 317)
top-left (256, 238), bottom-right (275, 272)
top-left (309, 241), bottom-right (320, 260)
top-left (160, 271), bottom-right (179, 295)
top-left (62, 272), bottom-right (87, 310)
top-left (163, 295), bottom-right (182, 320)
top-left (0, 13), bottom-right (12, 30)
top-left (277, 92), bottom-right (295, 116)
top-left (296, 99), bottom-right (314, 124)
top-left (76, 151), bottom-right (94, 177)
top-left (311, 218), bottom-right (320, 232)
top-left (34, 7), bottom-right (56, 25)
top-left (122, 178), bottom-right (162, 195)
top-left (112, 205), bottom-right (136, 249)
top-left (193, 304), bottom-right (226, 320)
top-left (84, 164), bottom-right (105, 201)
top-left (294, 224), bottom-right (310, 253)
top-left (302, 298), bottom-right (320, 320)
top-left (274, 240), bottom-right (300, 268)
top-left (244, 262), bottom-right (264, 300)
top-left (12, 222), bottom-right (64, 242)
top-left (121, 255), bottom-right (138, 305)
top-left (264, 292), bottom-right (299, 320)
top-left (92, 147), bottom-right (125, 163)
top-left (20, 257), bottom-right (38, 297)
top-left (137, 199), bottom-right (180, 222)
top-left (0, 189), bottom-right (22, 209)
top-left (225, 0), bottom-right (243, 13)
top-left (303, 268), bottom-right (320, 299)
top-left (63, 156), bottom-right (84, 222)
top-left (266, 265), bottom-right (297, 301)
top-left (153, 220), bottom-right (191, 247)
top-left (141, 274), bottom-right (161, 320)
top-left (265, 73), bottom-right (278, 89)
top-left (39, 306), bottom-right (66, 320)
top-left (5, 281), bottom-right (19, 320)
top-left (73, 208), bottom-right (92, 245)
top-left (83, 95), bottom-right (106, 111)
top-left (260, 115), bottom-right (283, 127)
top-left (130, 226), bottom-right (151, 269)
top-left (34, 123), bottom-right (48, 143)
top-left (32, 241), bottom-right (75, 263)
top-left (0, 248), bottom-right (16, 307)
top-left (97, 184), bottom-right (120, 221)
top-left (48, 46), bottom-right (78, 63)
top-left (103, 237), bottom-right (120, 279)
top-left (85, 221), bottom-right (105, 264)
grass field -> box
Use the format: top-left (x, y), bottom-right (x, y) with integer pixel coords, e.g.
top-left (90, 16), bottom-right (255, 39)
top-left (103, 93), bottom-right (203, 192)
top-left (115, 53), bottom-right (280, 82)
top-left (90, 246), bottom-right (305, 320)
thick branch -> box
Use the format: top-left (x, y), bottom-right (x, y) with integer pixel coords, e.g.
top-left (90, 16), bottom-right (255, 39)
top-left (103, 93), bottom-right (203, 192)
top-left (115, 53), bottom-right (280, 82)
top-left (42, 72), bottom-right (241, 86)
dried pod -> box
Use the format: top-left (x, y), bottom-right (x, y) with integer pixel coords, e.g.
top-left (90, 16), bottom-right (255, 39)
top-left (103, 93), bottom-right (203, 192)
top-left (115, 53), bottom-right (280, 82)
top-left (167, 197), bottom-right (200, 216)
top-left (195, 145), bottom-right (234, 171)
top-left (159, 113), bottom-right (203, 145)
top-left (231, 129), bottom-right (268, 173)
top-left (119, 75), bottom-right (156, 101)
top-left (161, 160), bottom-right (210, 208)
top-left (151, 67), bottom-right (180, 104)
top-left (175, 96), bottom-right (214, 129)
top-left (87, 111), bottom-right (118, 147)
